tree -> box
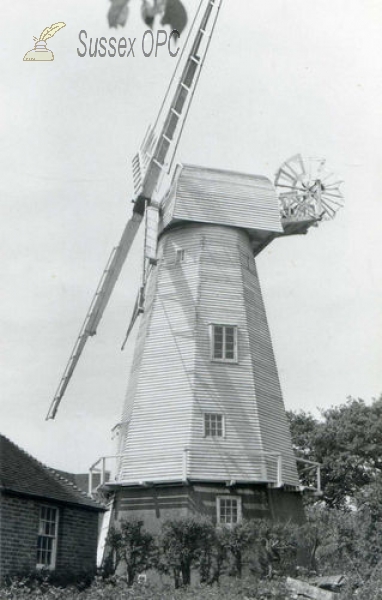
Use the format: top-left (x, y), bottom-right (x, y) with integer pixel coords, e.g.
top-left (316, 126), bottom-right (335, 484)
top-left (158, 516), bottom-right (215, 587)
top-left (106, 519), bottom-right (154, 585)
top-left (108, 0), bottom-right (188, 33)
top-left (218, 521), bottom-right (255, 578)
top-left (288, 396), bottom-right (382, 507)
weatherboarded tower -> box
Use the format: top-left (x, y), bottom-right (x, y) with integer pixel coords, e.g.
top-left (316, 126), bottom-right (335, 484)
top-left (109, 165), bottom-right (306, 530)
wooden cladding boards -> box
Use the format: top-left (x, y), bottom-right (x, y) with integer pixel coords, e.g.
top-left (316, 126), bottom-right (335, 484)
top-left (119, 267), bottom-right (159, 438)
top-left (188, 227), bottom-right (298, 485)
top-left (118, 224), bottom-right (299, 486)
top-left (241, 261), bottom-right (299, 485)
top-left (118, 228), bottom-right (199, 481)
top-left (161, 164), bottom-right (283, 235)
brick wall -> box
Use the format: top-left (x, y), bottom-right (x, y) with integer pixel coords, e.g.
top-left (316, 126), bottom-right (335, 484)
top-left (0, 491), bottom-right (99, 583)
top-left (58, 504), bottom-right (99, 574)
top-left (1, 492), bottom-right (40, 579)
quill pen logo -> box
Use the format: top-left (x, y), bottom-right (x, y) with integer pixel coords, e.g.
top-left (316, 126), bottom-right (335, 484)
top-left (23, 22), bottom-right (66, 61)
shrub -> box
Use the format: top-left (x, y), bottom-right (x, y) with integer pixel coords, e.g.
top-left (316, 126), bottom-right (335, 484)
top-left (1, 568), bottom-right (94, 596)
top-left (105, 519), bottom-right (155, 585)
top-left (158, 515), bottom-right (216, 587)
top-left (256, 519), bottom-right (300, 578)
top-left (217, 521), bottom-right (255, 578)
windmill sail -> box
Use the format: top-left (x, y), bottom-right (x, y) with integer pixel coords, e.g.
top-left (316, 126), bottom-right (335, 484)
top-left (133, 0), bottom-right (223, 210)
top-left (121, 286), bottom-right (144, 351)
top-left (144, 204), bottom-right (160, 264)
top-left (46, 213), bottom-right (143, 420)
top-left (85, 213), bottom-right (143, 336)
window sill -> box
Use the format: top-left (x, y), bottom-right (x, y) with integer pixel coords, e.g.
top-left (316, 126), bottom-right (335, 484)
top-left (210, 358), bottom-right (238, 364)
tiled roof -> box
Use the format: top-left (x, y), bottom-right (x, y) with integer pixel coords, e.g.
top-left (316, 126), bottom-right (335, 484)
top-left (0, 434), bottom-right (104, 511)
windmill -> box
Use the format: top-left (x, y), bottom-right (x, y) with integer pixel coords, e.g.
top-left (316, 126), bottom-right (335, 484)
top-left (47, 0), bottom-right (343, 533)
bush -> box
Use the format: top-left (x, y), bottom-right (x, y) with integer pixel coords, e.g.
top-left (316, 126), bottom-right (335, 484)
top-left (103, 516), bottom-right (302, 587)
top-left (1, 568), bottom-right (95, 597)
top-left (105, 519), bottom-right (155, 585)
top-left (158, 515), bottom-right (216, 587)
top-left (217, 521), bottom-right (255, 578)
top-left (254, 519), bottom-right (300, 578)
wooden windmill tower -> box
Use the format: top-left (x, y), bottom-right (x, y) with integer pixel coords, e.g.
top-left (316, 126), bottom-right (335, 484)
top-left (47, 0), bottom-right (343, 531)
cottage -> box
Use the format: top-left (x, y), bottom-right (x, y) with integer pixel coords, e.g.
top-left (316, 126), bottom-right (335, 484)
top-left (0, 434), bottom-right (104, 584)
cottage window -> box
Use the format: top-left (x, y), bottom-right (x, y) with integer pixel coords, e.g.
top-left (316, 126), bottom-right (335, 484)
top-left (211, 325), bottom-right (237, 362)
top-left (36, 506), bottom-right (59, 569)
top-left (216, 496), bottom-right (242, 525)
top-left (204, 413), bottom-right (224, 437)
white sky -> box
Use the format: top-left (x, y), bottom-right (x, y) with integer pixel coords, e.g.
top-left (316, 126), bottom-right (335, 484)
top-left (1, 0), bottom-right (381, 472)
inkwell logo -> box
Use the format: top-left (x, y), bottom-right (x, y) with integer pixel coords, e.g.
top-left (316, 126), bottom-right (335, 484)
top-left (23, 22), bottom-right (66, 61)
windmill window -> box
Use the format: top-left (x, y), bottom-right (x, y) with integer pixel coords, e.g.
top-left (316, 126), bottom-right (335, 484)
top-left (216, 496), bottom-right (242, 525)
top-left (36, 506), bottom-right (59, 569)
top-left (211, 325), bottom-right (237, 362)
top-left (175, 248), bottom-right (185, 263)
top-left (204, 413), bottom-right (224, 437)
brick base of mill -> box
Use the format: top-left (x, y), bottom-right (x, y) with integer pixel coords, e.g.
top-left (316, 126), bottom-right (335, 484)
top-left (109, 482), bottom-right (305, 533)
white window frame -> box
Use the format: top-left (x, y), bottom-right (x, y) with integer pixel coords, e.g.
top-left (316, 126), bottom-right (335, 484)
top-left (216, 496), bottom-right (242, 526)
top-left (36, 505), bottom-right (59, 570)
top-left (204, 413), bottom-right (225, 438)
top-left (210, 324), bottom-right (238, 363)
